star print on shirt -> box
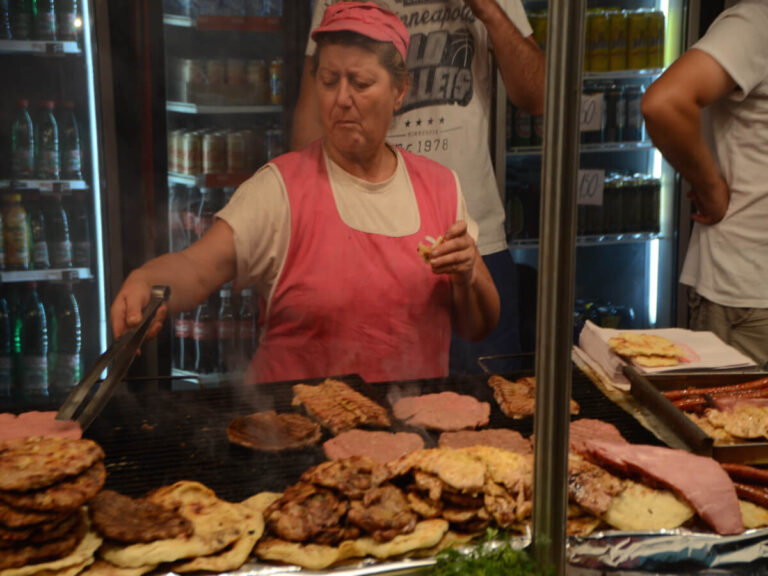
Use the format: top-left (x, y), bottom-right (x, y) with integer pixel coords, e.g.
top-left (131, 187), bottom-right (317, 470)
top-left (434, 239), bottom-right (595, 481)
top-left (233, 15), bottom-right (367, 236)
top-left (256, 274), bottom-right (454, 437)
top-left (416, 119), bottom-right (422, 126)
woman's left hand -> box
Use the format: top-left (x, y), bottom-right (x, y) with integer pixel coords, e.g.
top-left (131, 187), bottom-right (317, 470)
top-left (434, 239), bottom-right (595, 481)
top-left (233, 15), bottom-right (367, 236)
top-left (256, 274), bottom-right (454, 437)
top-left (429, 221), bottom-right (477, 286)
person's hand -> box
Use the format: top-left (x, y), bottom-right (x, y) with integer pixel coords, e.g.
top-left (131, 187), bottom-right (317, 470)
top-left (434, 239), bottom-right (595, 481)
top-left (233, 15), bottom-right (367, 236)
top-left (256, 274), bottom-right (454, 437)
top-left (110, 271), bottom-right (168, 342)
top-left (461, 0), bottom-right (500, 22)
top-left (688, 177), bottom-right (730, 225)
top-left (429, 221), bottom-right (478, 286)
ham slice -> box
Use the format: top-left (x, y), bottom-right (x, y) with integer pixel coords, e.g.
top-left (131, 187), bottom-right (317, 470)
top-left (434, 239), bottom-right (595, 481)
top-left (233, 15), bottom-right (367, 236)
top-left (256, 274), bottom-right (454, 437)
top-left (582, 439), bottom-right (742, 535)
top-left (438, 428), bottom-right (532, 455)
top-left (0, 411), bottom-right (82, 441)
top-left (569, 418), bottom-right (627, 454)
top-left (323, 430), bottom-right (424, 464)
top-left (392, 392), bottom-right (490, 431)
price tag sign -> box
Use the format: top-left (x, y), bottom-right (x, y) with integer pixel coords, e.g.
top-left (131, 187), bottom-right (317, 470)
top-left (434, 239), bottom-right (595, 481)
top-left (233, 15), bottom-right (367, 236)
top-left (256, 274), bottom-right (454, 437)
top-left (580, 92), bottom-right (603, 133)
top-left (577, 169), bottom-right (605, 206)
top-left (45, 42), bottom-right (63, 54)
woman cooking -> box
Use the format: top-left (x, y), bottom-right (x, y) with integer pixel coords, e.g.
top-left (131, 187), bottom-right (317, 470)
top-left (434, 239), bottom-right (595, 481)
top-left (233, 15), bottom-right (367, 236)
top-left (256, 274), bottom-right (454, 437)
top-left (111, 1), bottom-right (500, 384)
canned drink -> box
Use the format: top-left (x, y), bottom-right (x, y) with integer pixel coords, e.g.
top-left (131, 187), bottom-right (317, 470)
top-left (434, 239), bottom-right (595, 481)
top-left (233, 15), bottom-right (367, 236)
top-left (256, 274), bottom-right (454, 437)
top-left (532, 11), bottom-right (547, 52)
top-left (178, 59), bottom-right (206, 101)
top-left (181, 131), bottom-right (202, 175)
top-left (627, 9), bottom-right (648, 70)
top-left (603, 84), bottom-right (625, 143)
top-left (226, 59), bottom-right (247, 85)
top-left (623, 174), bottom-right (643, 233)
top-left (581, 81), bottom-right (606, 144)
top-left (269, 58), bottom-right (284, 105)
top-left (646, 10), bottom-right (665, 69)
top-left (239, 129), bottom-right (258, 170)
top-left (203, 131), bottom-right (226, 173)
top-left (587, 9), bottom-right (610, 73)
top-left (247, 59), bottom-right (269, 104)
top-left (602, 174), bottom-right (623, 235)
top-left (608, 10), bottom-right (628, 71)
top-left (512, 105), bottom-right (532, 147)
top-left (168, 129), bottom-right (184, 173)
top-left (623, 84), bottom-right (645, 142)
top-left (206, 59), bottom-right (227, 85)
top-left (226, 131), bottom-right (246, 173)
top-left (265, 128), bottom-right (284, 161)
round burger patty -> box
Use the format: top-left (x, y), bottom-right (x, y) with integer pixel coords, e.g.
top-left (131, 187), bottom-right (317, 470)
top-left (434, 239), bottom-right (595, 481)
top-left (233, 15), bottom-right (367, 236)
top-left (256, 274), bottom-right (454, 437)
top-left (227, 411), bottom-right (322, 452)
top-left (89, 489), bottom-right (193, 543)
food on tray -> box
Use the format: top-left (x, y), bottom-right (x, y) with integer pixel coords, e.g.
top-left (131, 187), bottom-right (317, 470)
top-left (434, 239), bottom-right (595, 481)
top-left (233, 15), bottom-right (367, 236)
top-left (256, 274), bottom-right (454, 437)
top-left (607, 332), bottom-right (684, 367)
top-left (80, 559), bottom-right (157, 576)
top-left (438, 428), bottom-right (531, 455)
top-left (567, 454), bottom-right (625, 518)
top-left (568, 418), bottom-right (627, 453)
top-left (417, 235), bottom-right (443, 263)
top-left (300, 456), bottom-right (381, 499)
top-left (392, 391), bottom-right (490, 431)
top-left (706, 405), bottom-right (768, 439)
top-left (226, 410), bottom-right (322, 452)
top-left (0, 462), bottom-right (106, 513)
top-left (487, 375), bottom-right (580, 419)
top-left (0, 412), bottom-right (82, 441)
top-left (323, 430), bottom-right (424, 463)
top-left (685, 412), bottom-right (738, 444)
top-left (292, 378), bottom-right (391, 435)
top-left (602, 482), bottom-right (695, 531)
top-left (580, 439), bottom-right (743, 534)
top-left (740, 500), bottom-right (768, 530)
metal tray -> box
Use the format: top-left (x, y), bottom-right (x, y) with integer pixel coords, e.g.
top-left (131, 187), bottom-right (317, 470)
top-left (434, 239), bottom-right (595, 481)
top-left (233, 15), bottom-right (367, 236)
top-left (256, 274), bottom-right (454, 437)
top-left (624, 366), bottom-right (768, 464)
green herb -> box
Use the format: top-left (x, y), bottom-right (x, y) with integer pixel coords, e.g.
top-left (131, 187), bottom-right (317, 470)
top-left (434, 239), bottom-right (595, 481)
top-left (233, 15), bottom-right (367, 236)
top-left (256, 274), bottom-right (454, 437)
top-left (430, 528), bottom-right (553, 576)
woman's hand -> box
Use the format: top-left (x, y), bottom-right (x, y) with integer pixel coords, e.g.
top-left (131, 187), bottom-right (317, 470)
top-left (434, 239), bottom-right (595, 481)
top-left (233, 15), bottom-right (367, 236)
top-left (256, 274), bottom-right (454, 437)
top-left (428, 221), bottom-right (477, 286)
top-left (110, 270), bottom-right (168, 341)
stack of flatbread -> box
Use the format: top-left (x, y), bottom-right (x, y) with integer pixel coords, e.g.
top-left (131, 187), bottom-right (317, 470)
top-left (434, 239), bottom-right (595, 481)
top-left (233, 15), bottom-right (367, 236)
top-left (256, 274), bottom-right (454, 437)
top-left (0, 437), bottom-right (105, 576)
top-left (607, 332), bottom-right (684, 368)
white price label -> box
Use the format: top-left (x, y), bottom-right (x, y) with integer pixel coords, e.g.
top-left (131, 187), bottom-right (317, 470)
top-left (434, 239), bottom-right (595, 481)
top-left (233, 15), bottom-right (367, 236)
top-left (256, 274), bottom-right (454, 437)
top-left (580, 92), bottom-right (604, 133)
top-left (577, 170), bottom-right (605, 206)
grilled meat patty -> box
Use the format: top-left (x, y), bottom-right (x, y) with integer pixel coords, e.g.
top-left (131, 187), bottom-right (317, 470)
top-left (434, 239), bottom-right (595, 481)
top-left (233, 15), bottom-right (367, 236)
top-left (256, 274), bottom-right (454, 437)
top-left (300, 457), bottom-right (382, 499)
top-left (347, 485), bottom-right (417, 542)
top-left (227, 411), bottom-right (322, 452)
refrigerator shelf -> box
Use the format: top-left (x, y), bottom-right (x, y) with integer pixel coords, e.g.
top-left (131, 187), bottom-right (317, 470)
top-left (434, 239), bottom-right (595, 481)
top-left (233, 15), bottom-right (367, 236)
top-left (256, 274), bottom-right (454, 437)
top-left (507, 141), bottom-right (655, 157)
top-left (0, 39), bottom-right (81, 55)
top-left (0, 267), bottom-right (92, 284)
top-left (168, 172), bottom-right (252, 188)
top-left (509, 232), bottom-right (663, 250)
top-left (0, 179), bottom-right (88, 192)
top-left (163, 13), bottom-right (281, 32)
top-left (166, 101), bottom-right (282, 115)
top-left (583, 68), bottom-right (663, 81)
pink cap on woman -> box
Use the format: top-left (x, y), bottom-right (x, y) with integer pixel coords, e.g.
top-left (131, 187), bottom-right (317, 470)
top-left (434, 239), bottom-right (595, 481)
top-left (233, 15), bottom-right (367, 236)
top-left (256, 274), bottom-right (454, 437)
top-left (311, 2), bottom-right (410, 63)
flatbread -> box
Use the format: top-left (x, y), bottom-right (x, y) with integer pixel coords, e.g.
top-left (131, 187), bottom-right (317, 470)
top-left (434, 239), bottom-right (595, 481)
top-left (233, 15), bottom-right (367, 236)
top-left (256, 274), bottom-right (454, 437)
top-left (79, 561), bottom-right (156, 576)
top-left (607, 333), bottom-right (683, 358)
top-left (171, 493), bottom-right (270, 573)
top-left (740, 499), bottom-right (768, 529)
top-left (0, 438), bottom-right (104, 492)
top-left (0, 463), bottom-right (106, 513)
top-left (98, 481), bottom-right (244, 568)
top-left (345, 518), bottom-right (448, 559)
top-left (417, 236), bottom-right (443, 263)
top-left (632, 355), bottom-right (681, 367)
top-left (602, 482), bottom-right (694, 531)
top-left (15, 558), bottom-right (93, 576)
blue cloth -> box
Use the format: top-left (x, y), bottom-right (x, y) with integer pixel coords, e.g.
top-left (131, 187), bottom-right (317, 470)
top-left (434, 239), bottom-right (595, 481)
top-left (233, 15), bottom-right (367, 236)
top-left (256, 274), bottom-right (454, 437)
top-left (449, 249), bottom-right (523, 375)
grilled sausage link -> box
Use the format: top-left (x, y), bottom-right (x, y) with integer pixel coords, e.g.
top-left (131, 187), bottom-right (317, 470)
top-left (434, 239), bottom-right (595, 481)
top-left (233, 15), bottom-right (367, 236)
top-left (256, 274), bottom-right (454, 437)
top-left (734, 482), bottom-right (768, 509)
top-left (722, 463), bottom-right (768, 487)
top-left (663, 377), bottom-right (768, 401)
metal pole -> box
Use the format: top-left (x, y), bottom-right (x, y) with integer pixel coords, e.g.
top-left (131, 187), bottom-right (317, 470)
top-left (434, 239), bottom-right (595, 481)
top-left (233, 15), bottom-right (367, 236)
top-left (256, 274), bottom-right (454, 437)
top-left (532, 0), bottom-right (586, 572)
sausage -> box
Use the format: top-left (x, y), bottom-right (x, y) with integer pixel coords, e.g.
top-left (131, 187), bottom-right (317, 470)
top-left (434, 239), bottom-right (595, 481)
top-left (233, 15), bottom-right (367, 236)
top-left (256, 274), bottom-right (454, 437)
top-left (722, 463), bottom-right (768, 486)
top-left (671, 395), bottom-right (708, 414)
top-left (663, 377), bottom-right (768, 401)
top-left (734, 482), bottom-right (768, 509)
top-left (710, 387), bottom-right (768, 400)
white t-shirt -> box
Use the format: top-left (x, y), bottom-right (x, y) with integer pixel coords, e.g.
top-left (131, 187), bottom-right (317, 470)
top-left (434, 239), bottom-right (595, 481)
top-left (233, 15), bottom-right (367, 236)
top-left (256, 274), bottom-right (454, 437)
top-left (680, 0), bottom-right (768, 308)
top-left (306, 0), bottom-right (532, 256)
top-left (216, 145), bottom-right (476, 306)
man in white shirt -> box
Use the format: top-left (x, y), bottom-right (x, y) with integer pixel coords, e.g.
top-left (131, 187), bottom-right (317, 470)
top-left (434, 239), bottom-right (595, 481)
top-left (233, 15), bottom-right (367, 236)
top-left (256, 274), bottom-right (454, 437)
top-left (642, 0), bottom-right (768, 367)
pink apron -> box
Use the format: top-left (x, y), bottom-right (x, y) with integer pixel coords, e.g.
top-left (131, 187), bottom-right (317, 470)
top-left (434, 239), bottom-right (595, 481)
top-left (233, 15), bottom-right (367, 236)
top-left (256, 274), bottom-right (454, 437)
top-left (249, 140), bottom-right (456, 384)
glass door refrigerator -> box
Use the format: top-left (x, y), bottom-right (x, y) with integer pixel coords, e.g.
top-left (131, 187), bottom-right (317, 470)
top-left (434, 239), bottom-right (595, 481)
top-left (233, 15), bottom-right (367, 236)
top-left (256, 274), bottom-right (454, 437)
top-left (500, 0), bottom-right (692, 352)
top-left (0, 0), bottom-right (115, 407)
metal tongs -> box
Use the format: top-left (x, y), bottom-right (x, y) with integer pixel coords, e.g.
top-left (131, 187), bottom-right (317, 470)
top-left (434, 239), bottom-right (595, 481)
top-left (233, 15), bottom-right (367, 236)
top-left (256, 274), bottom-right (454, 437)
top-left (57, 285), bottom-right (171, 431)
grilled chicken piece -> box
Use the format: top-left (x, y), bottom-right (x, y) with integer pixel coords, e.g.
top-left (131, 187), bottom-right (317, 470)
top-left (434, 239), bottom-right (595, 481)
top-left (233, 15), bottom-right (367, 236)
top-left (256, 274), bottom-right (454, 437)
top-left (265, 483), bottom-right (350, 544)
top-left (568, 454), bottom-right (625, 517)
top-left (347, 484), bottom-right (417, 542)
top-left (488, 375), bottom-right (579, 419)
top-left (300, 457), bottom-right (382, 499)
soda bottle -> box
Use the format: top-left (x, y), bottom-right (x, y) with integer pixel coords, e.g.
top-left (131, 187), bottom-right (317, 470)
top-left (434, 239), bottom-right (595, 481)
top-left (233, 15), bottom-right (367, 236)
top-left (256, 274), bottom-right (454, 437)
top-left (192, 297), bottom-right (217, 373)
top-left (0, 207), bottom-right (5, 271)
top-left (57, 101), bottom-right (82, 180)
top-left (195, 188), bottom-right (218, 241)
top-left (181, 186), bottom-right (199, 248)
top-left (2, 193), bottom-right (29, 271)
top-left (11, 99), bottom-right (35, 180)
top-left (169, 184), bottom-right (187, 252)
top-left (55, 0), bottom-right (77, 41)
top-left (237, 287), bottom-right (257, 366)
top-left (173, 310), bottom-right (191, 371)
top-left (11, 0), bottom-right (33, 39)
top-left (28, 196), bottom-right (50, 269)
top-left (49, 194), bottom-right (72, 268)
top-left (17, 283), bottom-right (48, 398)
top-left (50, 283), bottom-right (81, 397)
top-left (35, 101), bottom-right (60, 180)
top-left (34, 0), bottom-right (56, 40)
top-left (0, 0), bottom-right (11, 39)
top-left (69, 194), bottom-right (91, 267)
top-left (0, 295), bottom-right (11, 398)
top-left (217, 287), bottom-right (236, 374)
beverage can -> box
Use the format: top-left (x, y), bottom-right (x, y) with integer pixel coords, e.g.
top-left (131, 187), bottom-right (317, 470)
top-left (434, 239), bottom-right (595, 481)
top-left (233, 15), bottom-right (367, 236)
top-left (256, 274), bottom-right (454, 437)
top-left (623, 84), bottom-right (645, 142)
top-left (226, 59), bottom-right (246, 85)
top-left (226, 130), bottom-right (246, 173)
top-left (587, 9), bottom-right (610, 73)
top-left (203, 131), bottom-right (226, 174)
top-left (247, 59), bottom-right (269, 104)
top-left (239, 129), bottom-right (258, 170)
top-left (627, 9), bottom-right (648, 70)
top-left (269, 58), bottom-right (283, 105)
top-left (206, 59), bottom-right (227, 85)
top-left (603, 84), bottom-right (625, 143)
top-left (602, 174), bottom-right (623, 235)
top-left (181, 131), bottom-right (202, 174)
top-left (646, 10), bottom-right (665, 69)
top-left (265, 128), bottom-right (284, 160)
top-left (622, 174), bottom-right (643, 233)
top-left (512, 106), bottom-right (532, 147)
top-left (608, 10), bottom-right (628, 71)
top-left (168, 129), bottom-right (182, 173)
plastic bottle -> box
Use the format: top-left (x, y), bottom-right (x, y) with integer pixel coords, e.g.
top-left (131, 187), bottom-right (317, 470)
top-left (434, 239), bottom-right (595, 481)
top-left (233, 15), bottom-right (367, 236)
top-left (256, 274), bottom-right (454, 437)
top-left (238, 287), bottom-right (257, 367)
top-left (0, 0), bottom-right (11, 39)
top-left (11, 0), bottom-right (33, 39)
top-left (50, 283), bottom-right (81, 396)
top-left (17, 283), bottom-right (48, 398)
top-left (193, 297), bottom-right (217, 373)
top-left (57, 101), bottom-right (82, 180)
top-left (49, 194), bottom-right (72, 268)
top-left (55, 0), bottom-right (77, 41)
top-left (69, 194), bottom-right (90, 267)
top-left (173, 310), bottom-right (191, 371)
top-left (0, 208), bottom-right (5, 271)
top-left (11, 99), bottom-right (35, 180)
top-left (34, 0), bottom-right (56, 40)
top-left (217, 287), bottom-right (236, 374)
top-left (0, 295), bottom-right (12, 398)
top-left (35, 101), bottom-right (60, 180)
top-left (28, 197), bottom-right (50, 269)
top-left (2, 193), bottom-right (29, 271)
top-left (195, 188), bottom-right (218, 242)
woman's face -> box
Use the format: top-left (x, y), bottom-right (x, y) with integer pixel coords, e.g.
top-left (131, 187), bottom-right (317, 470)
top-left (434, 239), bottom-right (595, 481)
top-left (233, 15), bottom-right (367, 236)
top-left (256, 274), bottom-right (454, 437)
top-left (315, 43), bottom-right (407, 162)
